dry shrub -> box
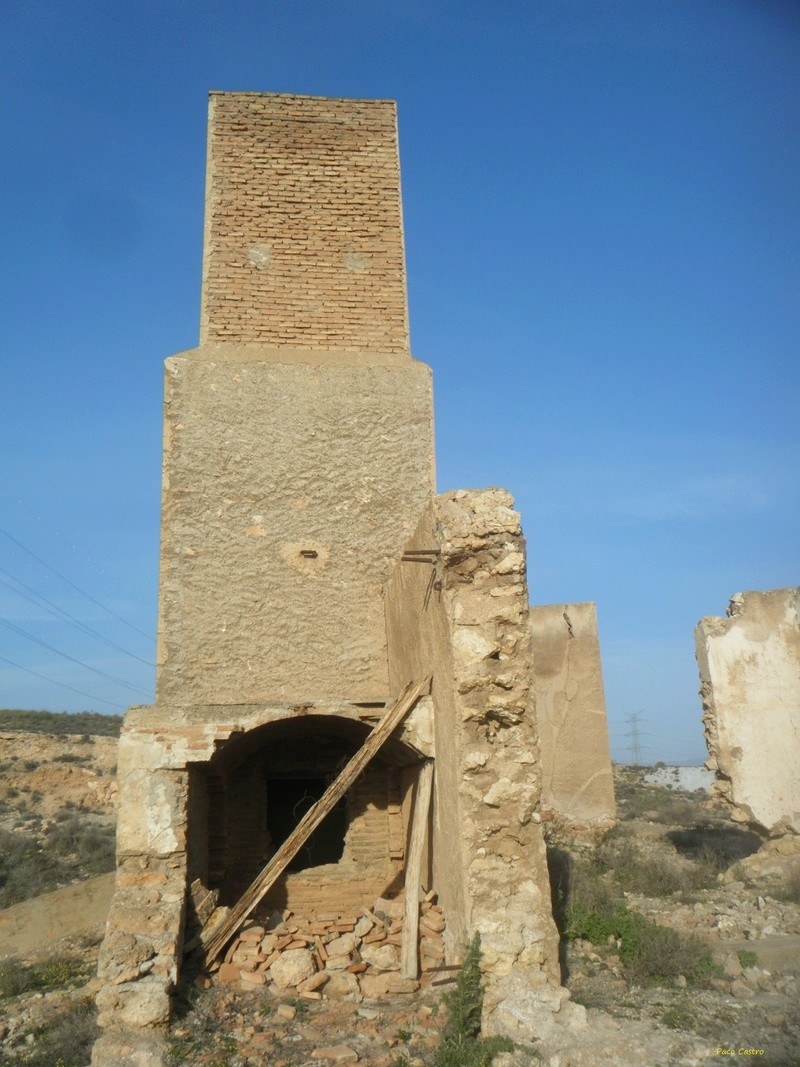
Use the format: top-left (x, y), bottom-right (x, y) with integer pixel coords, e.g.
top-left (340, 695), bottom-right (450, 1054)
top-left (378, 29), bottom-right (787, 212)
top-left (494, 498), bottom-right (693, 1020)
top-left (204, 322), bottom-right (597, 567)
top-left (0, 1001), bottom-right (97, 1066)
top-left (0, 953), bottom-right (92, 999)
top-left (0, 829), bottom-right (74, 908)
top-left (777, 863), bottom-right (800, 904)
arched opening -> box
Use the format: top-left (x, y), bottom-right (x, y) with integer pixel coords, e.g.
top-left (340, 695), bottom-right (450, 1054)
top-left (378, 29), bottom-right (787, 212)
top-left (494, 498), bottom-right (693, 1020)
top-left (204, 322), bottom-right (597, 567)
top-left (186, 714), bottom-right (424, 914)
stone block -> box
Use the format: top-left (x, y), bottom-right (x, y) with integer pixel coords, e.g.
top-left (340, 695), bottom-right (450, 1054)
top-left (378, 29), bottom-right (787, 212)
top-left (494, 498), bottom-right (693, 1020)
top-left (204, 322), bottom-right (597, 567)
top-left (322, 970), bottom-right (359, 997)
top-left (91, 1026), bottom-right (168, 1067)
top-left (269, 948), bottom-right (317, 988)
top-left (96, 976), bottom-right (171, 1029)
top-left (115, 767), bottom-right (188, 856)
top-left (326, 932), bottom-right (359, 957)
top-left (359, 941), bottom-right (399, 970)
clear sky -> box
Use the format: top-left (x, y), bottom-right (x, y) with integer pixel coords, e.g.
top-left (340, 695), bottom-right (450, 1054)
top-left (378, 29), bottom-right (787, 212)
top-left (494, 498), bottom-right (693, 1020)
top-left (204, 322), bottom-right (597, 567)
top-left (1, 1), bottom-right (798, 764)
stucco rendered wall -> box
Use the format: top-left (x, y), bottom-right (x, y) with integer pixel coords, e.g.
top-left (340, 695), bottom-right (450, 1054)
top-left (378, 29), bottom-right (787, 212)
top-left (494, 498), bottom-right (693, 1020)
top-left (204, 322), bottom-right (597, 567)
top-left (696, 587), bottom-right (800, 838)
top-left (385, 489), bottom-right (567, 1039)
top-left (530, 602), bottom-right (616, 832)
top-left (200, 93), bottom-right (409, 352)
top-left (155, 346), bottom-right (434, 705)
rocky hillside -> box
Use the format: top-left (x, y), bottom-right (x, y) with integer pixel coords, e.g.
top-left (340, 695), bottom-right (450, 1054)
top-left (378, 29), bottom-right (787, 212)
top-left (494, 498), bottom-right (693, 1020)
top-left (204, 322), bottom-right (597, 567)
top-left (0, 716), bottom-right (119, 909)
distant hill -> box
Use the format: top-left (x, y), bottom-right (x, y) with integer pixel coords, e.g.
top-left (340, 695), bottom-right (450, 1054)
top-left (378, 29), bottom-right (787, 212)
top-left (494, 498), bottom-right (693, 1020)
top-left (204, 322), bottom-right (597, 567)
top-left (0, 709), bottom-right (123, 737)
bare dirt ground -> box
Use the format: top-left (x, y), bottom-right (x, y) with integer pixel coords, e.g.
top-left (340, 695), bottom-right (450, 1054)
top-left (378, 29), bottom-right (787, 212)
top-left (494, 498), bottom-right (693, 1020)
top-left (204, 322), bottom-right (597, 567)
top-left (1, 734), bottom-right (798, 1066)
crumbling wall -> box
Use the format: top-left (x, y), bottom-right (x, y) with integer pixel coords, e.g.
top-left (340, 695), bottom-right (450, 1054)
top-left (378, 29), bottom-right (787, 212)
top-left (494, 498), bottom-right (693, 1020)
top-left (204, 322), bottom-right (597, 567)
top-left (530, 602), bottom-right (616, 835)
top-left (696, 587), bottom-right (800, 838)
top-left (385, 489), bottom-right (568, 1038)
top-left (92, 702), bottom-right (433, 1066)
top-left (92, 727), bottom-right (189, 1067)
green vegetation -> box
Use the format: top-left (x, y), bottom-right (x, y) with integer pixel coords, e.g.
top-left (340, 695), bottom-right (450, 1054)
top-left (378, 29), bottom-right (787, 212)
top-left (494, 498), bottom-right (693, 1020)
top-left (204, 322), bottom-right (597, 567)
top-left (0, 829), bottom-right (75, 908)
top-left (737, 950), bottom-right (757, 969)
top-left (566, 898), bottom-right (718, 984)
top-left (0, 817), bottom-right (115, 908)
top-left (0, 953), bottom-right (94, 999)
top-left (660, 999), bottom-right (698, 1031)
top-left (550, 845), bottom-right (720, 987)
top-left (433, 934), bottom-right (516, 1067)
top-left (658, 996), bottom-right (737, 1039)
top-left (0, 709), bottom-right (122, 736)
top-left (46, 815), bottom-right (116, 874)
top-left (613, 777), bottom-right (704, 826)
top-left (593, 832), bottom-right (725, 898)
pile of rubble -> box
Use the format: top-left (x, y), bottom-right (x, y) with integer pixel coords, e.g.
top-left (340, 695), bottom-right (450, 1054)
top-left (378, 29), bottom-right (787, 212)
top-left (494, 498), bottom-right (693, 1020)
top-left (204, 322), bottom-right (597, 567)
top-left (626, 884), bottom-right (800, 942)
top-left (211, 895), bottom-right (448, 999)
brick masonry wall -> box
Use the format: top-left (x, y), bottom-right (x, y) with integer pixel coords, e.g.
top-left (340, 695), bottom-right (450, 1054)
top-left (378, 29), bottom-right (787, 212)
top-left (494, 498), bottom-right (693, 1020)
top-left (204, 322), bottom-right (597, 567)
top-left (200, 93), bottom-right (410, 352)
top-left (92, 704), bottom-right (429, 1064)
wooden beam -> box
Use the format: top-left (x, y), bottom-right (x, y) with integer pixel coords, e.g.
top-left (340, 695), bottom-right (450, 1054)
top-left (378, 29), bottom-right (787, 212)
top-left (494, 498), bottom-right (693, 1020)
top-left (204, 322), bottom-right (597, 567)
top-left (400, 759), bottom-right (434, 979)
top-left (198, 677), bottom-right (431, 965)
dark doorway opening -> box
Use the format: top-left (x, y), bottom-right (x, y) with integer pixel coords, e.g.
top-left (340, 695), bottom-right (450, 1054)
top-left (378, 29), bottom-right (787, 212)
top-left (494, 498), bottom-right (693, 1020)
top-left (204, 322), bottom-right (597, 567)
top-left (267, 778), bottom-right (348, 872)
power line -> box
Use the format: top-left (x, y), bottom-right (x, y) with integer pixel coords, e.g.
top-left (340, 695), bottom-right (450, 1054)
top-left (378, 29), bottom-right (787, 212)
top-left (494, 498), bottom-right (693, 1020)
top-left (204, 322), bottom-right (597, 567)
top-left (0, 618), bottom-right (151, 696)
top-left (0, 653), bottom-right (125, 711)
top-left (625, 711), bottom-right (649, 766)
top-left (0, 524), bottom-right (155, 644)
top-left (0, 568), bottom-right (154, 667)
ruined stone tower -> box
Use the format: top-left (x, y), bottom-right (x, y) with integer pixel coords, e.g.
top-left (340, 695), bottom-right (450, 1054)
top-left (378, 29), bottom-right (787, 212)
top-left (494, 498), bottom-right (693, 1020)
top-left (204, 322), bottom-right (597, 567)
top-left (159, 93), bottom-right (435, 707)
top-left (93, 93), bottom-right (568, 1067)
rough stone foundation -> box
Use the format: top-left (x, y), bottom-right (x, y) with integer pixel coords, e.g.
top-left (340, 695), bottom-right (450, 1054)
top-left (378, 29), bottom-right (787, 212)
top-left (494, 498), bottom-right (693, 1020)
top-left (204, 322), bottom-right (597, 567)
top-left (696, 587), bottom-right (800, 839)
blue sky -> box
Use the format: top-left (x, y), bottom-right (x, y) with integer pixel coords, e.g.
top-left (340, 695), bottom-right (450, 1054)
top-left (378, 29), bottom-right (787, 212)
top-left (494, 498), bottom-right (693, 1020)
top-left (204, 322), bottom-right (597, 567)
top-left (1, 1), bottom-right (797, 763)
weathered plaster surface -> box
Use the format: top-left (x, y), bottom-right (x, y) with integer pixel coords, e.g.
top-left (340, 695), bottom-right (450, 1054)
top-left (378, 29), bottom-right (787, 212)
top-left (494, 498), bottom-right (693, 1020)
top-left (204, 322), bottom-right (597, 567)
top-left (156, 348), bottom-right (434, 706)
top-left (696, 587), bottom-right (800, 837)
top-left (530, 602), bottom-right (616, 831)
top-left (386, 489), bottom-right (567, 1038)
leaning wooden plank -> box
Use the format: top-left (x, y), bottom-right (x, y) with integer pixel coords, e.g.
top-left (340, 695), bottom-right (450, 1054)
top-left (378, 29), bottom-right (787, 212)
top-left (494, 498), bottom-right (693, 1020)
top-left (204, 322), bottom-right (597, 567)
top-left (198, 676), bottom-right (431, 964)
top-left (400, 760), bottom-right (434, 979)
